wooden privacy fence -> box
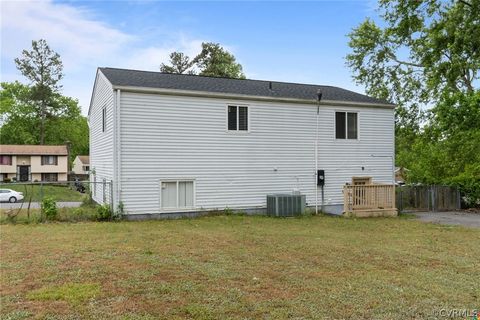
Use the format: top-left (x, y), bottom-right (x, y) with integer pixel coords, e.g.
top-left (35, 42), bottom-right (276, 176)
top-left (396, 185), bottom-right (460, 212)
top-left (343, 184), bottom-right (397, 217)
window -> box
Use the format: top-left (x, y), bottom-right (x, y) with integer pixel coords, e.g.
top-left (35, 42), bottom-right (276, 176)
top-left (102, 107), bottom-right (107, 132)
top-left (227, 106), bottom-right (248, 131)
top-left (335, 112), bottom-right (358, 139)
top-left (84, 166), bottom-right (90, 172)
top-left (161, 180), bottom-right (194, 209)
top-left (0, 155), bottom-right (12, 165)
top-left (41, 173), bottom-right (58, 182)
top-left (41, 155), bottom-right (58, 165)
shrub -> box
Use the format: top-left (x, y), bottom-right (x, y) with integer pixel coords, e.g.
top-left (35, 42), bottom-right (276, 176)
top-left (82, 192), bottom-right (95, 207)
top-left (41, 198), bottom-right (58, 220)
top-left (223, 207), bottom-right (234, 216)
top-left (67, 207), bottom-right (97, 222)
top-left (3, 178), bottom-right (11, 183)
top-left (96, 204), bottom-right (112, 221)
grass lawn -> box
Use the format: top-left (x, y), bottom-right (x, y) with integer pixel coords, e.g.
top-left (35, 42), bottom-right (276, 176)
top-left (0, 183), bottom-right (86, 202)
top-left (1, 215), bottom-right (479, 319)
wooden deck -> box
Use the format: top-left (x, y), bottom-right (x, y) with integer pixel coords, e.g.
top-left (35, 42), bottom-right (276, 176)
top-left (343, 184), bottom-right (398, 217)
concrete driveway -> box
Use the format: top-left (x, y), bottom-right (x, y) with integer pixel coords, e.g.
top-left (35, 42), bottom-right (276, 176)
top-left (0, 202), bottom-right (82, 210)
top-left (414, 211), bottom-right (480, 228)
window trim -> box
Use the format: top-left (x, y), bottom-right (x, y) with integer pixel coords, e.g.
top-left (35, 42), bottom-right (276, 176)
top-left (334, 110), bottom-right (360, 140)
top-left (225, 105), bottom-right (250, 133)
top-left (159, 179), bottom-right (196, 212)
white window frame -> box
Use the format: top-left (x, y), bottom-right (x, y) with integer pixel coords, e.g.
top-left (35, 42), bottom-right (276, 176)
top-left (334, 110), bottom-right (360, 140)
top-left (159, 179), bottom-right (196, 211)
top-left (225, 105), bottom-right (250, 133)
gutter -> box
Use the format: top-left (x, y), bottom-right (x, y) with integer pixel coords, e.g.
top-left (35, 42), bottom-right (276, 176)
top-left (111, 85), bottom-right (396, 109)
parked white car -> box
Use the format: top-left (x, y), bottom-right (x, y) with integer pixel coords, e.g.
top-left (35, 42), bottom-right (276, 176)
top-left (0, 189), bottom-right (24, 203)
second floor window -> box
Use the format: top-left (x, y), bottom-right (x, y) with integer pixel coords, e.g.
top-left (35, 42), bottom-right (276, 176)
top-left (335, 112), bottom-right (358, 139)
top-left (0, 155), bottom-right (12, 165)
top-left (102, 107), bottom-right (107, 132)
top-left (41, 155), bottom-right (58, 165)
top-left (227, 105), bottom-right (248, 131)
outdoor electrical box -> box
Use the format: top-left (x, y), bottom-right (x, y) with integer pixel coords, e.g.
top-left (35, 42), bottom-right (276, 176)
top-left (317, 170), bottom-right (325, 186)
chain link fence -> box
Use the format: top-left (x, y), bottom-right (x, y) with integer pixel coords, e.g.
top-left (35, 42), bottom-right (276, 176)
top-left (0, 180), bottom-right (113, 208)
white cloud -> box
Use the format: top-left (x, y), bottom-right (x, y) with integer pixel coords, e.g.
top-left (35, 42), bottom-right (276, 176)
top-left (0, 0), bottom-right (205, 114)
top-left (1, 0), bottom-right (131, 71)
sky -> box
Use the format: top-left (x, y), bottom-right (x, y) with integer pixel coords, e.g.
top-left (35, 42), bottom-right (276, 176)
top-left (1, 0), bottom-right (379, 115)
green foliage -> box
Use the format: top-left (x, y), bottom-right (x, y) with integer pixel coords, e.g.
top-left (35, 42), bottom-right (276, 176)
top-left (117, 201), bottom-right (125, 216)
top-left (160, 42), bottom-right (245, 79)
top-left (96, 204), bottom-right (112, 221)
top-left (41, 197), bottom-right (57, 220)
top-left (347, 0), bottom-right (480, 206)
top-left (223, 207), bottom-right (234, 216)
top-left (160, 52), bottom-right (194, 74)
top-left (194, 42), bottom-right (245, 79)
top-left (0, 81), bottom-right (89, 162)
top-left (2, 39), bottom-right (88, 161)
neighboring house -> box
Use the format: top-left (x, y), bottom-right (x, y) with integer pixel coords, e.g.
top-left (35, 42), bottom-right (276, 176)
top-left (0, 145), bottom-right (68, 182)
top-left (89, 67), bottom-right (395, 217)
top-left (395, 167), bottom-right (409, 185)
top-left (72, 155), bottom-right (90, 175)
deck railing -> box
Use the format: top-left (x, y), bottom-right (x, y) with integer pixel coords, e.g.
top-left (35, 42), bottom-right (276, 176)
top-left (343, 184), bottom-right (396, 216)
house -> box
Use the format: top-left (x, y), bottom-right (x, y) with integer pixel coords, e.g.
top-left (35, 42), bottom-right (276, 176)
top-left (89, 67), bottom-right (395, 218)
top-left (395, 166), bottom-right (409, 185)
top-left (72, 155), bottom-right (90, 175)
top-left (0, 145), bottom-right (69, 182)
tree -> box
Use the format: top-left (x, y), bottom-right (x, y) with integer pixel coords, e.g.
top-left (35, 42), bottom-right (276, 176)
top-left (346, 0), bottom-right (478, 106)
top-left (193, 42), bottom-right (245, 79)
top-left (14, 39), bottom-right (64, 144)
top-left (160, 52), bottom-right (194, 74)
top-left (159, 42), bottom-right (245, 79)
top-left (346, 0), bottom-right (480, 205)
top-left (0, 81), bottom-right (89, 163)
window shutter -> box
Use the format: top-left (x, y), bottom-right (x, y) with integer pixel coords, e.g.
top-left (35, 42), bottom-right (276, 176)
top-left (54, 156), bottom-right (58, 165)
top-left (41, 156), bottom-right (45, 165)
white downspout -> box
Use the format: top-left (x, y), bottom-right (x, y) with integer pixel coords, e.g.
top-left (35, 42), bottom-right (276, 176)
top-left (115, 89), bottom-right (121, 211)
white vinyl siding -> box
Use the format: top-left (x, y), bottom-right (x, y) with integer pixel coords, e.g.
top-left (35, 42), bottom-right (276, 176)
top-left (118, 92), bottom-right (394, 215)
top-left (89, 71), bottom-right (114, 205)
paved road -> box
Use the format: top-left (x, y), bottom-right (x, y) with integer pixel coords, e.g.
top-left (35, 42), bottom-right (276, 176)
top-left (0, 202), bottom-right (82, 210)
top-left (414, 211), bottom-right (480, 228)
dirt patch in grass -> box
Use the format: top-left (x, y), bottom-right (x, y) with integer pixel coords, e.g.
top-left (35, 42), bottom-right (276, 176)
top-left (1, 215), bottom-right (479, 319)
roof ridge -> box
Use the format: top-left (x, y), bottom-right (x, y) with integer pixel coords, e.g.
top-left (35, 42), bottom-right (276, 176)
top-left (100, 67), bottom-right (341, 89)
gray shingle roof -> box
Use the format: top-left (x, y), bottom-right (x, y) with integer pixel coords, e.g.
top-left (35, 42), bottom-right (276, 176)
top-left (99, 67), bottom-right (392, 106)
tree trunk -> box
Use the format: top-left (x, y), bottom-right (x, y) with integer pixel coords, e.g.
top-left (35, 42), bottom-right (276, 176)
top-left (40, 100), bottom-right (45, 144)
